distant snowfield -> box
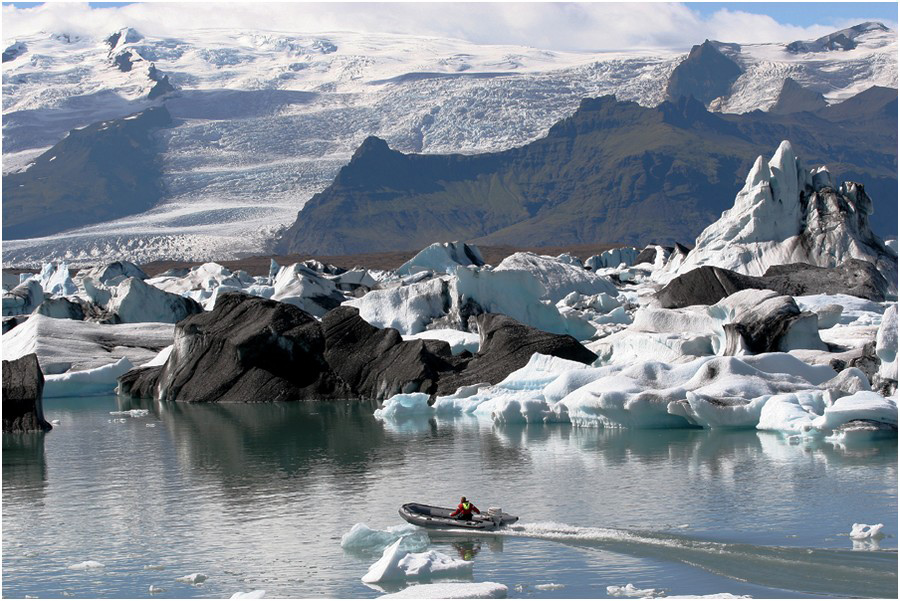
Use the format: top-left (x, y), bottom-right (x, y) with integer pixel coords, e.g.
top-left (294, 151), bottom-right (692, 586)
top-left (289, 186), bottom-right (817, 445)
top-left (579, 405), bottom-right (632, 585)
top-left (2, 27), bottom-right (896, 266)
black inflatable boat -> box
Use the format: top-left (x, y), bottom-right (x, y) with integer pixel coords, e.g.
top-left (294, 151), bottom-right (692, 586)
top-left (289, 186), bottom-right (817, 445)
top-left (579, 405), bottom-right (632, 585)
top-left (399, 503), bottom-right (519, 531)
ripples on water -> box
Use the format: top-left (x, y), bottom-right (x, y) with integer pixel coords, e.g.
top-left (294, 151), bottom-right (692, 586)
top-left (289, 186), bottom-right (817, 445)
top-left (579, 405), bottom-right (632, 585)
top-left (3, 396), bottom-right (897, 598)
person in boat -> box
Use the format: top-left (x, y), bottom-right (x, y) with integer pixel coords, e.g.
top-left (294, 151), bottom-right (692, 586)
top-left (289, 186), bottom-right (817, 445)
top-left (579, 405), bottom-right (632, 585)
top-left (450, 496), bottom-right (480, 521)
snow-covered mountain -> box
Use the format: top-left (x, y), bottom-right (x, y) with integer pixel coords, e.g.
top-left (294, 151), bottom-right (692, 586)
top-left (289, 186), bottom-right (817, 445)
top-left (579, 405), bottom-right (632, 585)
top-left (2, 24), bottom-right (896, 266)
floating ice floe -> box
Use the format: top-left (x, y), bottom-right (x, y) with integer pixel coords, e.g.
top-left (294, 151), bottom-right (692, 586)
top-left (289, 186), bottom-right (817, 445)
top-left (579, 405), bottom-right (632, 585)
top-left (67, 560), bottom-right (105, 570)
top-left (362, 538), bottom-right (472, 584)
top-left (849, 523), bottom-right (885, 540)
top-left (607, 583), bottom-right (666, 598)
top-left (607, 584), bottom-right (750, 599)
top-left (535, 583), bottom-right (566, 590)
top-left (175, 573), bottom-right (208, 584)
top-left (109, 409), bottom-right (150, 417)
top-left (230, 591), bottom-right (266, 599)
top-left (43, 357), bottom-right (134, 398)
top-left (377, 349), bottom-right (897, 435)
top-left (373, 393), bottom-right (433, 421)
top-left (341, 523), bottom-right (429, 553)
top-left (148, 585), bottom-right (166, 594)
top-left (378, 582), bottom-right (508, 599)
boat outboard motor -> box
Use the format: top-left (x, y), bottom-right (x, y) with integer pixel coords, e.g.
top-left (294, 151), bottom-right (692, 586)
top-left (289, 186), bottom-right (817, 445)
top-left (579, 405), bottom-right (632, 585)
top-left (487, 507), bottom-right (503, 527)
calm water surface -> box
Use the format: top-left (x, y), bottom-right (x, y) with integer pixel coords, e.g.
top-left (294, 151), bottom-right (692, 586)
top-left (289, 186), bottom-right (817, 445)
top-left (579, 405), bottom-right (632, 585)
top-left (3, 396), bottom-right (897, 598)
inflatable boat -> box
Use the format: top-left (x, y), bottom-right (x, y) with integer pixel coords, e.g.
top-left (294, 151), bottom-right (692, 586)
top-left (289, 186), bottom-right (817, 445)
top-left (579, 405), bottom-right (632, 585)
top-left (399, 503), bottom-right (518, 531)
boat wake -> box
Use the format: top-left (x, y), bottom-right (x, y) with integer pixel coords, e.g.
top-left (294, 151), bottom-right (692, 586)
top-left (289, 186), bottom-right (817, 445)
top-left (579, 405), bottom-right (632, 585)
top-left (440, 521), bottom-right (897, 598)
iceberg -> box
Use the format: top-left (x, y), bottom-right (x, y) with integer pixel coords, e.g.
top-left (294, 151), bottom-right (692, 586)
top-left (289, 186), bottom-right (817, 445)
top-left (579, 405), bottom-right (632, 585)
top-left (395, 241), bottom-right (485, 276)
top-left (662, 141), bottom-right (897, 294)
top-left (2, 314), bottom-right (174, 374)
top-left (362, 538), bottom-right (472, 584)
top-left (495, 252), bottom-right (618, 302)
top-left (374, 393), bottom-right (433, 420)
top-left (849, 523), bottom-right (885, 540)
top-left (341, 523), bottom-right (429, 553)
top-left (346, 277), bottom-right (449, 334)
top-left (43, 357), bottom-right (134, 398)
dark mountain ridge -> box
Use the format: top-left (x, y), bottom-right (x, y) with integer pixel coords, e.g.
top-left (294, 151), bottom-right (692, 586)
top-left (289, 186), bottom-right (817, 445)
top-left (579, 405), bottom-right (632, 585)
top-left (2, 106), bottom-right (173, 240)
top-left (277, 88), bottom-right (897, 256)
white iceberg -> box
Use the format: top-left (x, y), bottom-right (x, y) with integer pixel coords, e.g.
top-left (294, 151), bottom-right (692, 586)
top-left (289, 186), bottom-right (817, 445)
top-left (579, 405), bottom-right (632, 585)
top-left (43, 357), bottom-right (134, 398)
top-left (346, 277), bottom-right (449, 334)
top-left (341, 523), bottom-right (429, 553)
top-left (374, 393), bottom-right (433, 420)
top-left (661, 141), bottom-right (897, 294)
top-left (68, 560), bottom-right (105, 570)
top-left (396, 242), bottom-right (485, 276)
top-left (849, 523), bottom-right (885, 540)
top-left (230, 591), bottom-right (266, 599)
top-left (2, 313), bottom-right (174, 374)
top-left (378, 582), bottom-right (508, 599)
top-left (607, 583), bottom-right (666, 598)
top-left (495, 252), bottom-right (618, 302)
top-left (362, 538), bottom-right (472, 584)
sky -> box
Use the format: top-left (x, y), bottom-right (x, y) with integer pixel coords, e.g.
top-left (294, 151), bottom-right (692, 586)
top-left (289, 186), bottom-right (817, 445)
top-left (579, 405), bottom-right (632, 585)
top-left (2, 2), bottom-right (897, 51)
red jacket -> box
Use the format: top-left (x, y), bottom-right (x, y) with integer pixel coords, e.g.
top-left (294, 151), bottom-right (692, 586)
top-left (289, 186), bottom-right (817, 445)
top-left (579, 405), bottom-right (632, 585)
top-left (450, 502), bottom-right (480, 518)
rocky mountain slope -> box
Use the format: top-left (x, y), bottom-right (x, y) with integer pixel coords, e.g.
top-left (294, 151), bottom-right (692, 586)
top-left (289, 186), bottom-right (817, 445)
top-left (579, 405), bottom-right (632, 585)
top-left (2, 107), bottom-right (172, 240)
top-left (277, 89), bottom-right (897, 255)
top-left (2, 23), bottom-right (896, 265)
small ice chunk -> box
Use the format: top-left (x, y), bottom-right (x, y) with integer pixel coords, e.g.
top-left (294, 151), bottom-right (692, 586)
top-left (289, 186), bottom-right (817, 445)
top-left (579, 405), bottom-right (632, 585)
top-left (374, 393), bottom-right (432, 420)
top-left (230, 591), bottom-right (266, 599)
top-left (50, 419), bottom-right (60, 425)
top-left (44, 357), bottom-right (134, 398)
top-left (665, 595), bottom-right (751, 599)
top-left (535, 583), bottom-right (565, 590)
top-left (850, 523), bottom-right (885, 540)
top-left (175, 573), bottom-right (208, 584)
top-left (149, 585), bottom-right (166, 594)
top-left (607, 583), bottom-right (666, 597)
top-left (146, 423), bottom-right (157, 427)
top-left (378, 582), bottom-right (508, 598)
top-left (68, 560), bottom-right (105, 570)
top-left (109, 409), bottom-right (150, 417)
top-left (144, 564), bottom-right (165, 570)
top-left (341, 523), bottom-right (428, 553)
top-left (362, 538), bottom-right (472, 583)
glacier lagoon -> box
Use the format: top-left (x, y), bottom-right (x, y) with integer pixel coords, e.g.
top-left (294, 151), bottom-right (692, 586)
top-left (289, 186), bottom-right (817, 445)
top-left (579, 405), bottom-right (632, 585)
top-left (2, 396), bottom-right (896, 599)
